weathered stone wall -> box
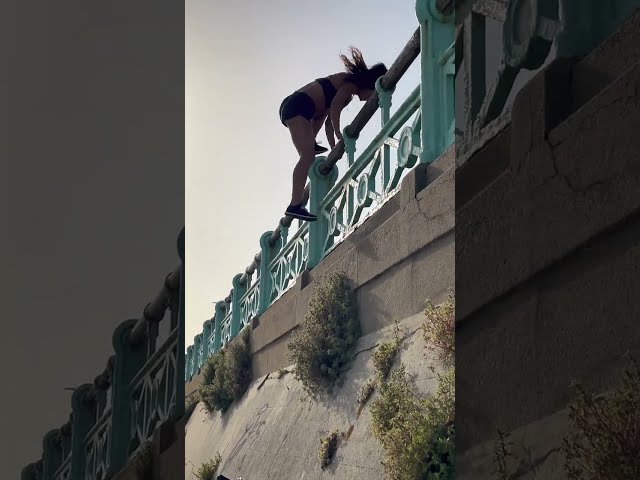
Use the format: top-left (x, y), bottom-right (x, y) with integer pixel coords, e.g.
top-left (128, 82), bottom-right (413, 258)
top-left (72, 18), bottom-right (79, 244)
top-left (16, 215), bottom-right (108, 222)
top-left (184, 312), bottom-right (443, 480)
top-left (456, 9), bottom-right (640, 475)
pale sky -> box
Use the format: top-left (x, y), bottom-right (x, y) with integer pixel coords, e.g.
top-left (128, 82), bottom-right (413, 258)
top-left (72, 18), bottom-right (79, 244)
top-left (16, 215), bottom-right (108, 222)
top-left (185, 0), bottom-right (423, 347)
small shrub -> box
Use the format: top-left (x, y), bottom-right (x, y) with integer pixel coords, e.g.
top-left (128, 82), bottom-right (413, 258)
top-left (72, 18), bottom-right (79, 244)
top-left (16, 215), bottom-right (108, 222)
top-left (422, 293), bottom-right (455, 365)
top-left (287, 273), bottom-right (360, 397)
top-left (319, 431), bottom-right (341, 470)
top-left (133, 440), bottom-right (153, 480)
top-left (199, 350), bottom-right (232, 413)
top-left (194, 453), bottom-right (222, 480)
top-left (357, 379), bottom-right (376, 405)
top-left (370, 365), bottom-right (455, 480)
top-left (224, 328), bottom-right (253, 398)
top-left (373, 342), bottom-right (399, 381)
top-left (198, 329), bottom-right (252, 414)
top-left (277, 367), bottom-right (288, 379)
top-left (372, 320), bottom-right (402, 381)
top-left (562, 354), bottom-right (640, 480)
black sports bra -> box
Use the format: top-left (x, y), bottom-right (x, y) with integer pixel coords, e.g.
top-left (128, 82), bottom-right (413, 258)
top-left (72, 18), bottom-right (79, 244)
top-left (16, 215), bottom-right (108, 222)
top-left (316, 77), bottom-right (338, 108)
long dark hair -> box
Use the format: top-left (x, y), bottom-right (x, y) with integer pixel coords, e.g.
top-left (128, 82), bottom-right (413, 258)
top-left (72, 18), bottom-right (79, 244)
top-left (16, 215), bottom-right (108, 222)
top-left (339, 47), bottom-right (388, 90)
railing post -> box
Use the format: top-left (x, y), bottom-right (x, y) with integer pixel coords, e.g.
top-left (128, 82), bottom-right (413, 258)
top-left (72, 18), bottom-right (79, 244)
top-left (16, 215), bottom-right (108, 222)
top-left (308, 156), bottom-right (339, 269)
top-left (21, 463), bottom-right (40, 480)
top-left (69, 384), bottom-right (94, 479)
top-left (206, 318), bottom-right (214, 354)
top-left (342, 129), bottom-right (358, 168)
top-left (58, 421), bottom-right (71, 467)
top-left (194, 334), bottom-right (202, 370)
top-left (22, 462), bottom-right (43, 480)
top-left (177, 228), bottom-right (186, 412)
top-left (108, 319), bottom-right (146, 476)
top-left (376, 78), bottom-right (396, 189)
top-left (258, 231), bottom-right (276, 314)
top-left (41, 430), bottom-right (61, 480)
top-left (202, 319), bottom-right (212, 361)
top-left (186, 346), bottom-right (193, 380)
top-left (231, 273), bottom-right (247, 338)
top-left (214, 301), bottom-right (225, 352)
top-left (416, 0), bottom-right (454, 163)
top-left (340, 133), bottom-right (359, 224)
top-left (376, 78), bottom-right (395, 126)
top-left (94, 369), bottom-right (109, 418)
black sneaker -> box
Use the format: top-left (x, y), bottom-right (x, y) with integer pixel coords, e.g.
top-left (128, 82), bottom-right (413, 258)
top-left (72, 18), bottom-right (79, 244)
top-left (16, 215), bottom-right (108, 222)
top-left (285, 204), bottom-right (317, 222)
top-left (315, 142), bottom-right (328, 154)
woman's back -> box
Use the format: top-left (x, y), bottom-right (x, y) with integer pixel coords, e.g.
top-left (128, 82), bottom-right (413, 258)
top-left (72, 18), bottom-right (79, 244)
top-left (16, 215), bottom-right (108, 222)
top-left (295, 72), bottom-right (349, 117)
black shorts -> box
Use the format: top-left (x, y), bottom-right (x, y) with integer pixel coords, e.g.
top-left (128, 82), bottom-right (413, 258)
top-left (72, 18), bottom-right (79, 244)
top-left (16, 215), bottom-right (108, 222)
top-left (279, 91), bottom-right (316, 126)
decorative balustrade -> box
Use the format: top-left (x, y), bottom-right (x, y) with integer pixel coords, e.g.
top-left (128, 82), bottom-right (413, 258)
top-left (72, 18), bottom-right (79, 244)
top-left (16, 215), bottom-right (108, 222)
top-left (456, 0), bottom-right (640, 166)
top-left (22, 228), bottom-right (185, 480)
top-left (239, 276), bottom-right (260, 330)
top-left (220, 305), bottom-right (232, 348)
top-left (185, 0), bottom-right (455, 381)
top-left (84, 411), bottom-right (111, 480)
top-left (269, 223), bottom-right (310, 299)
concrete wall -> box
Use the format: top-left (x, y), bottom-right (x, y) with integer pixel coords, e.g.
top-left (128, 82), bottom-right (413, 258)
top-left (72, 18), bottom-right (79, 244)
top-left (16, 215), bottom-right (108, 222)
top-left (186, 145), bottom-right (455, 395)
top-left (184, 312), bottom-right (444, 480)
top-left (456, 9), bottom-right (640, 474)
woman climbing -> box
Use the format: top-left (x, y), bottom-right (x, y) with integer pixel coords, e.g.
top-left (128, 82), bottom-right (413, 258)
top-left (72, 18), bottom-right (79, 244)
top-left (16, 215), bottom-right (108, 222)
top-left (279, 47), bottom-right (387, 221)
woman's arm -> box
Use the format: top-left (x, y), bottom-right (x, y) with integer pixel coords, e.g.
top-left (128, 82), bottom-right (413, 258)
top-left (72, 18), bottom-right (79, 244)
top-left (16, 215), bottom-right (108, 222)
top-left (329, 83), bottom-right (358, 141)
top-left (325, 116), bottom-right (336, 150)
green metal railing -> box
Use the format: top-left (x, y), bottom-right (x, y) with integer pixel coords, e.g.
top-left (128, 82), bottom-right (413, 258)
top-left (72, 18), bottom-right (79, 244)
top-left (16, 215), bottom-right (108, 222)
top-left (185, 0), bottom-right (455, 382)
top-left (22, 228), bottom-right (186, 480)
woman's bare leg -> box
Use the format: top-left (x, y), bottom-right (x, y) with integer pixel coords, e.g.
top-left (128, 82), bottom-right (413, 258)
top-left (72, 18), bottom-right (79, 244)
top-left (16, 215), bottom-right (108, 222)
top-left (311, 113), bottom-right (327, 137)
top-left (285, 117), bottom-right (316, 206)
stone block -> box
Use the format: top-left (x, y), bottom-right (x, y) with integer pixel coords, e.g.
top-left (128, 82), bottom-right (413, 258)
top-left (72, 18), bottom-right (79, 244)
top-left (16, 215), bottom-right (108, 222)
top-left (251, 331), bottom-right (294, 381)
top-left (354, 211), bottom-right (406, 287)
top-left (404, 164), bottom-right (455, 259)
top-left (250, 288), bottom-right (296, 353)
top-left (357, 260), bottom-right (414, 335)
top-left (456, 290), bottom-right (540, 451)
top-left (409, 231), bottom-right (454, 309)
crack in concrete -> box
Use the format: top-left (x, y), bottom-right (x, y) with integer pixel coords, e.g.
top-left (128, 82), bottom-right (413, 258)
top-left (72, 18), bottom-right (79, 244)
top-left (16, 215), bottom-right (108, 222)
top-left (543, 90), bottom-right (634, 194)
top-left (547, 137), bottom-right (614, 194)
top-left (353, 343), bottom-right (379, 358)
top-left (405, 166), bottom-right (453, 223)
top-left (413, 190), bottom-right (452, 227)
